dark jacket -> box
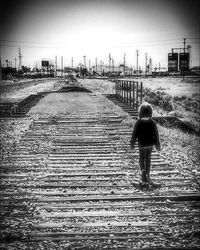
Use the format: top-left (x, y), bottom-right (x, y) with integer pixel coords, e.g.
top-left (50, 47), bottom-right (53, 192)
top-left (131, 118), bottom-right (161, 150)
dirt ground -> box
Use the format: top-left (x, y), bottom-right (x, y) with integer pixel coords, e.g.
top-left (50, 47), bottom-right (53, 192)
top-left (29, 92), bottom-right (123, 115)
top-left (0, 79), bottom-right (65, 103)
top-left (131, 77), bottom-right (200, 99)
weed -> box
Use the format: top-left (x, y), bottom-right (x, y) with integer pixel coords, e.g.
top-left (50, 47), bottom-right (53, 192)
top-left (143, 88), bottom-right (173, 112)
top-left (143, 87), bottom-right (200, 132)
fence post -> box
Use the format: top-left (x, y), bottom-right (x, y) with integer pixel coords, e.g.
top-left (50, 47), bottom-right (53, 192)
top-left (117, 80), bottom-right (119, 98)
top-left (125, 81), bottom-right (127, 103)
top-left (115, 79), bottom-right (143, 111)
top-left (129, 81), bottom-right (131, 107)
top-left (121, 80), bottom-right (124, 102)
top-left (140, 82), bottom-right (143, 105)
top-left (124, 81), bottom-right (126, 103)
top-left (136, 81), bottom-right (139, 111)
top-left (132, 81), bottom-right (135, 109)
top-left (120, 80), bottom-right (122, 101)
top-left (126, 81), bottom-right (127, 103)
top-left (126, 81), bottom-right (128, 103)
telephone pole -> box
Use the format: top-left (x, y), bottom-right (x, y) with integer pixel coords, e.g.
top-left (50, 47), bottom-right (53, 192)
top-left (123, 53), bottom-right (126, 74)
top-left (149, 57), bottom-right (152, 74)
top-left (109, 53), bottom-right (111, 74)
top-left (183, 38), bottom-right (186, 80)
top-left (61, 56), bottom-right (63, 73)
top-left (0, 58), bottom-right (2, 84)
top-left (95, 57), bottom-right (97, 73)
top-left (100, 60), bottom-right (103, 74)
top-left (55, 56), bottom-right (57, 77)
top-left (136, 50), bottom-right (139, 76)
top-left (71, 57), bottom-right (73, 69)
top-left (14, 57), bottom-right (17, 70)
top-left (112, 58), bottom-right (114, 72)
top-left (18, 48), bottom-right (22, 71)
top-left (183, 38), bottom-right (186, 53)
top-left (83, 55), bottom-right (86, 69)
top-left (145, 53), bottom-right (147, 77)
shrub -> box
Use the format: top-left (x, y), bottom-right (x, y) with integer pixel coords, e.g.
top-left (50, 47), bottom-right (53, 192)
top-left (143, 88), bottom-right (173, 112)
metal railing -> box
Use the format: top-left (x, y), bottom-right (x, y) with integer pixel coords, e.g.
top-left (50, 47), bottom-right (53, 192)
top-left (115, 79), bottom-right (143, 111)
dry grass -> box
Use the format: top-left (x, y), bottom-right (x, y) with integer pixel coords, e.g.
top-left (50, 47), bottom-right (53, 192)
top-left (0, 115), bottom-right (37, 162)
top-left (143, 87), bottom-right (200, 132)
top-left (158, 125), bottom-right (200, 189)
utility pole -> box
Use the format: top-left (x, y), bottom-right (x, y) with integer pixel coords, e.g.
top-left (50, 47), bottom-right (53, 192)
top-left (136, 50), bottom-right (139, 76)
top-left (83, 55), bottom-right (86, 77)
top-left (100, 60), bottom-right (103, 74)
top-left (112, 58), bottom-right (114, 72)
top-left (109, 53), bottom-right (111, 74)
top-left (95, 57), bottom-right (97, 73)
top-left (149, 58), bottom-right (152, 74)
top-left (123, 53), bottom-right (126, 74)
top-left (145, 53), bottom-right (147, 77)
top-left (18, 48), bottom-right (22, 71)
top-left (88, 59), bottom-right (91, 75)
top-left (61, 56), bottom-right (63, 74)
top-left (183, 38), bottom-right (186, 53)
top-left (71, 57), bottom-right (73, 69)
top-left (55, 56), bottom-right (57, 77)
top-left (14, 57), bottom-right (17, 70)
top-left (183, 38), bottom-right (186, 80)
top-left (83, 55), bottom-right (86, 69)
top-left (0, 58), bottom-right (2, 84)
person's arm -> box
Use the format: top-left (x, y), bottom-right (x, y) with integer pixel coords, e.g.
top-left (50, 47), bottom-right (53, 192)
top-left (130, 120), bottom-right (139, 149)
top-left (154, 123), bottom-right (161, 151)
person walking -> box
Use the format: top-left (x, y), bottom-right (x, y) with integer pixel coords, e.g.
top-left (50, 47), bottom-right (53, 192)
top-left (130, 103), bottom-right (161, 183)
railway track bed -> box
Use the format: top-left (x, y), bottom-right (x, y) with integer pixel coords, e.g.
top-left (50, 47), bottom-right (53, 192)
top-left (0, 90), bottom-right (199, 249)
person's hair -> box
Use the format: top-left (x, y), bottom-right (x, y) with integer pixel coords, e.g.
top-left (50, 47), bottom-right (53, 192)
top-left (138, 103), bottom-right (153, 118)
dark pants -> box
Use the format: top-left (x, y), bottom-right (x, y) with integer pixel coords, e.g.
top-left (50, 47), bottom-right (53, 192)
top-left (139, 146), bottom-right (153, 176)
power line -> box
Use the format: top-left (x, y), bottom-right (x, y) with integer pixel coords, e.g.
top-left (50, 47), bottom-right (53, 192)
top-left (0, 44), bottom-right (61, 49)
top-left (1, 38), bottom-right (198, 50)
top-left (185, 37), bottom-right (200, 40)
top-left (0, 39), bottom-right (65, 45)
top-left (0, 37), bottom-right (185, 47)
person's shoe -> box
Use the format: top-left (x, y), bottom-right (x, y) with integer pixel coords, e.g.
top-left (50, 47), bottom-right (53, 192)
top-left (146, 174), bottom-right (153, 183)
top-left (141, 170), bottom-right (148, 182)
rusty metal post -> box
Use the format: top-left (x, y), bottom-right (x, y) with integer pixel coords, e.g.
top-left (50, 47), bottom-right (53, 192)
top-left (140, 81), bottom-right (143, 105)
top-left (136, 81), bottom-right (139, 111)
top-left (129, 81), bottom-right (131, 106)
top-left (125, 81), bottom-right (127, 103)
top-left (120, 80), bottom-right (123, 101)
top-left (126, 81), bottom-right (128, 103)
top-left (121, 80), bottom-right (124, 102)
top-left (132, 81), bottom-right (135, 109)
top-left (123, 81), bottom-right (125, 103)
top-left (127, 81), bottom-right (129, 104)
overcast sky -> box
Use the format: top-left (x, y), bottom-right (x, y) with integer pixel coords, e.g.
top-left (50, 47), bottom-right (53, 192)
top-left (0, 0), bottom-right (200, 69)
